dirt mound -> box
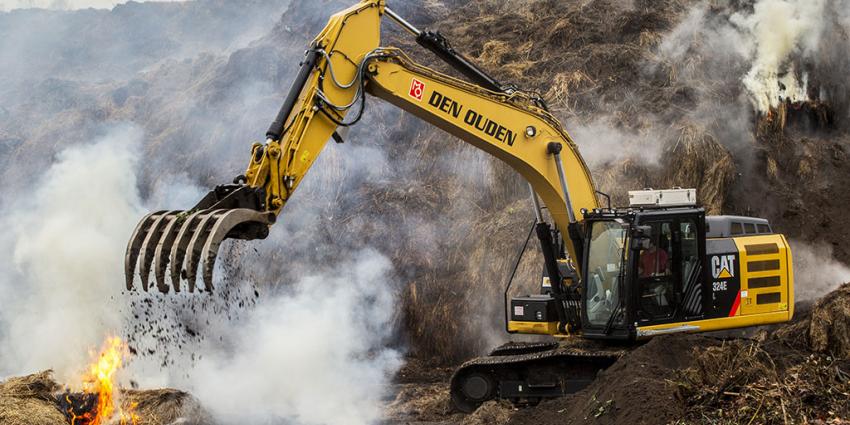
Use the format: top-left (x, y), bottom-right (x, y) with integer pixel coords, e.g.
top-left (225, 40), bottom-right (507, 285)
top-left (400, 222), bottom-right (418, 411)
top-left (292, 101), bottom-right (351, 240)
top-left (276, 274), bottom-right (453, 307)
top-left (507, 334), bottom-right (716, 425)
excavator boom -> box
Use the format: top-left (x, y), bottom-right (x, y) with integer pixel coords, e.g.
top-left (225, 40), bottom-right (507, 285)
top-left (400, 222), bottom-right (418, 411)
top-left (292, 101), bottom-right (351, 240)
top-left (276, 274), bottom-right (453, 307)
top-left (125, 0), bottom-right (598, 293)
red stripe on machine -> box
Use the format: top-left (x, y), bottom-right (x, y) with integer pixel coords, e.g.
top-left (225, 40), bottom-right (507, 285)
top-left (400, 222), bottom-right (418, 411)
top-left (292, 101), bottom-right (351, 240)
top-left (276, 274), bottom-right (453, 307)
top-left (729, 292), bottom-right (741, 317)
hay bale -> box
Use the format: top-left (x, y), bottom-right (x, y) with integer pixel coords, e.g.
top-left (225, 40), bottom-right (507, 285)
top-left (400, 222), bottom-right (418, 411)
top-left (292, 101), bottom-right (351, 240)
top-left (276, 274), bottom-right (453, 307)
top-left (809, 283), bottom-right (850, 358)
top-left (122, 388), bottom-right (212, 425)
top-left (0, 371), bottom-right (67, 425)
top-left (461, 400), bottom-right (514, 425)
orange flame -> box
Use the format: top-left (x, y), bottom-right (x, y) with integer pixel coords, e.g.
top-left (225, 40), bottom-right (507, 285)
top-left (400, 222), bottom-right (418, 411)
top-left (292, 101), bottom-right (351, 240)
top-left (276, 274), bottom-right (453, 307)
top-left (69, 336), bottom-right (139, 425)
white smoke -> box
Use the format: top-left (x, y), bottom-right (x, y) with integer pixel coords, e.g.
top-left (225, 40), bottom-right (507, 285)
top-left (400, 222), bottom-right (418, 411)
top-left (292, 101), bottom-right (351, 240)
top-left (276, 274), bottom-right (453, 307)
top-left (731, 0), bottom-right (827, 112)
top-left (0, 0), bottom-right (184, 11)
top-left (791, 240), bottom-right (850, 302)
top-left (569, 119), bottom-right (664, 167)
top-left (0, 125), bottom-right (145, 382)
top-left (189, 251), bottom-right (402, 425)
top-left (0, 122), bottom-right (403, 424)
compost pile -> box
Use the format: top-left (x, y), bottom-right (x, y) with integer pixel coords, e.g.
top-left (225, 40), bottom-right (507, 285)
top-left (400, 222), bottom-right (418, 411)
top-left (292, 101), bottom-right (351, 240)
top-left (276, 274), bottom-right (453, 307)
top-left (675, 284), bottom-right (850, 424)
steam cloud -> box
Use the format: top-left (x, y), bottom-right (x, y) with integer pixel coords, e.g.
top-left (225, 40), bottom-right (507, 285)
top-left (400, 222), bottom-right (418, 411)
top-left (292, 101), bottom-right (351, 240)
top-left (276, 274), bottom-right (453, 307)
top-left (190, 251), bottom-right (402, 424)
top-left (792, 241), bottom-right (850, 302)
top-left (0, 125), bottom-right (144, 382)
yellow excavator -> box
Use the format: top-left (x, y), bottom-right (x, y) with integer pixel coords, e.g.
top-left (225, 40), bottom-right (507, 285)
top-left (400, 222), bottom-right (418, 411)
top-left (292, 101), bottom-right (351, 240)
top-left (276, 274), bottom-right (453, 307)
top-left (124, 0), bottom-right (795, 412)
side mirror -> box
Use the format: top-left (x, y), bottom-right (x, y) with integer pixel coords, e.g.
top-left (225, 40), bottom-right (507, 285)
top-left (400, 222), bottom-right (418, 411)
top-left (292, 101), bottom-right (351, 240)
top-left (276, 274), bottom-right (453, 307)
top-left (631, 225), bottom-right (652, 250)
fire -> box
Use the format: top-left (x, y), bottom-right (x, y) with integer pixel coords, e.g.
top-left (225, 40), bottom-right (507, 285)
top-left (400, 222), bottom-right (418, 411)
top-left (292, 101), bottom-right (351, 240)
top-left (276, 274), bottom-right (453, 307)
top-left (67, 336), bottom-right (139, 425)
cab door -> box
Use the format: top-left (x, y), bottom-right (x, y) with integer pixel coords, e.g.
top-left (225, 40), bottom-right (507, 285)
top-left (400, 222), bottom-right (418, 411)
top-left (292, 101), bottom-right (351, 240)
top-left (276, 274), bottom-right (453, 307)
top-left (634, 214), bottom-right (705, 326)
top-left (634, 219), bottom-right (676, 325)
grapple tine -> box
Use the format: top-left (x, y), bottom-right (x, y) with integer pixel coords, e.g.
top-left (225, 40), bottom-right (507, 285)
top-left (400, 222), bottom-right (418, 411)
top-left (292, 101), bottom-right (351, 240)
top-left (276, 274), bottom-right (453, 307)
top-left (169, 210), bottom-right (208, 293)
top-left (183, 210), bottom-right (224, 293)
top-left (153, 215), bottom-right (184, 294)
top-left (125, 210), bottom-right (168, 290)
top-left (200, 209), bottom-right (275, 291)
top-left (137, 210), bottom-right (181, 291)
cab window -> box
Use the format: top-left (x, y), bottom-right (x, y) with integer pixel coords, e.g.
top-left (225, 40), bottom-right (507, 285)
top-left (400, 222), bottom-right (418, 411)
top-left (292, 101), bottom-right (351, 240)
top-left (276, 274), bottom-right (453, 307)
top-left (731, 222), bottom-right (743, 235)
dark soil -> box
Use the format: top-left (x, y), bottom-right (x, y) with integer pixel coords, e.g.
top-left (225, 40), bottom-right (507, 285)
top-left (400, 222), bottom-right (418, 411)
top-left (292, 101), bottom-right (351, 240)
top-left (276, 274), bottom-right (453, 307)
top-left (506, 335), bottom-right (719, 425)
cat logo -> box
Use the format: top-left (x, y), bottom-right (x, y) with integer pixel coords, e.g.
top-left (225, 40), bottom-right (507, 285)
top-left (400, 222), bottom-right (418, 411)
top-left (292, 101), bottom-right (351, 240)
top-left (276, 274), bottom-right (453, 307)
top-left (711, 254), bottom-right (736, 279)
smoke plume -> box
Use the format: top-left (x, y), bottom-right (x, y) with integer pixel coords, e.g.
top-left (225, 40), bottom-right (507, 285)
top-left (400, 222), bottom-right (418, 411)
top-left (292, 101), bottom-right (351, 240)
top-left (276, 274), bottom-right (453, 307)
top-left (0, 125), bottom-right (144, 382)
top-left (731, 0), bottom-right (827, 112)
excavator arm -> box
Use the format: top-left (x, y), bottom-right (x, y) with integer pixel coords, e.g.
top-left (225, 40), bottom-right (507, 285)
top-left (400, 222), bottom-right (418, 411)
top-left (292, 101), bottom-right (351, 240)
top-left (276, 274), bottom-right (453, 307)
top-left (125, 0), bottom-right (599, 294)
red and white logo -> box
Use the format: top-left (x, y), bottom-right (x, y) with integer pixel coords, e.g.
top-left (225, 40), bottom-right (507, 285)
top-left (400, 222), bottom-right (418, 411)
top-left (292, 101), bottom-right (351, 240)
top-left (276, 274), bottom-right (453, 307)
top-left (409, 78), bottom-right (425, 101)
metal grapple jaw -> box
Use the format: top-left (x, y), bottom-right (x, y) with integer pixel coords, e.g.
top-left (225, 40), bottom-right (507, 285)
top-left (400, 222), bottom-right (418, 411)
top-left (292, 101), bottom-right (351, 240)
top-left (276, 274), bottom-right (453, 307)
top-left (125, 184), bottom-right (275, 293)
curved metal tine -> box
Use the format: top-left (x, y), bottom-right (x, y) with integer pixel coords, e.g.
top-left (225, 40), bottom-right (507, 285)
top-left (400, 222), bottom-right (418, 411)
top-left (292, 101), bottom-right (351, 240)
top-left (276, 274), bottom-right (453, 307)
top-left (125, 210), bottom-right (168, 290)
top-left (137, 210), bottom-right (182, 291)
top-left (169, 210), bottom-right (208, 293)
top-left (153, 215), bottom-right (184, 294)
top-left (200, 209), bottom-right (275, 292)
top-left (183, 210), bottom-right (225, 293)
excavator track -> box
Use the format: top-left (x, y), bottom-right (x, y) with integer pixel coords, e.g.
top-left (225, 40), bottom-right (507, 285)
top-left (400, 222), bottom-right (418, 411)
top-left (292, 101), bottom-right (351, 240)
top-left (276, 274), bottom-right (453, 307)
top-left (450, 340), bottom-right (627, 413)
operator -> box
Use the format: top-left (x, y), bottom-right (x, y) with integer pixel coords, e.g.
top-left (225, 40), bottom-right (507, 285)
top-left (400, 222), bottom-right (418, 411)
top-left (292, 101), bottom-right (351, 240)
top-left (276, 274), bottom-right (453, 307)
top-left (639, 240), bottom-right (669, 277)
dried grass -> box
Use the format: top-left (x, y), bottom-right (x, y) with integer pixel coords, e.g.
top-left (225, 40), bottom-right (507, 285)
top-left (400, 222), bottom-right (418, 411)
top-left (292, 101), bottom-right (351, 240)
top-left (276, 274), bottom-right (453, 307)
top-left (677, 340), bottom-right (850, 424)
top-left (460, 400), bottom-right (514, 425)
top-left (0, 371), bottom-right (66, 425)
top-left (122, 388), bottom-right (211, 425)
top-left (677, 284), bottom-right (850, 424)
top-left (663, 124), bottom-right (735, 214)
top-left (809, 283), bottom-right (850, 359)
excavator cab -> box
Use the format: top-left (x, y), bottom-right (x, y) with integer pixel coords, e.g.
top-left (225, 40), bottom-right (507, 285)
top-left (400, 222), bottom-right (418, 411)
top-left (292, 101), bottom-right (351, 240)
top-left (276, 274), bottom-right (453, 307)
top-left (579, 205), bottom-right (708, 340)
top-left (509, 188), bottom-right (792, 342)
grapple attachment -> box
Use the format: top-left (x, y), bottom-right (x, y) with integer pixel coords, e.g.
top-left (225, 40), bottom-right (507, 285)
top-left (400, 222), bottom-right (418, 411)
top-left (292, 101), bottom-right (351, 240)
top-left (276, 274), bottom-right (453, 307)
top-left (125, 184), bottom-right (275, 293)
